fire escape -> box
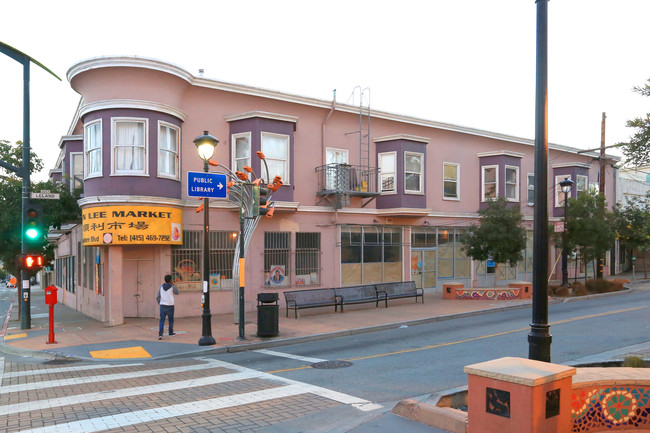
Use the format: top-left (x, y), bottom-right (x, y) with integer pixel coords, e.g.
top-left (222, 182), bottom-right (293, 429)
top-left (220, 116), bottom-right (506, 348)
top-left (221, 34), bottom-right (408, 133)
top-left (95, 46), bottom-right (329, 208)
top-left (316, 87), bottom-right (380, 209)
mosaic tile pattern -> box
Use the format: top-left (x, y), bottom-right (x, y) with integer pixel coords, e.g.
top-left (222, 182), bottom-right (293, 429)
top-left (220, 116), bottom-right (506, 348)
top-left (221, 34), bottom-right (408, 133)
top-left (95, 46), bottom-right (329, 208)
top-left (456, 289), bottom-right (520, 300)
top-left (572, 386), bottom-right (650, 432)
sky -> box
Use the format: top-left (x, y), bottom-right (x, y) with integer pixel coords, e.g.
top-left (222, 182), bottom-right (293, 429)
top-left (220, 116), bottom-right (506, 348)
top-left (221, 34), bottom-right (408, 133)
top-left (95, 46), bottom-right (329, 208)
top-left (1, 0), bottom-right (649, 182)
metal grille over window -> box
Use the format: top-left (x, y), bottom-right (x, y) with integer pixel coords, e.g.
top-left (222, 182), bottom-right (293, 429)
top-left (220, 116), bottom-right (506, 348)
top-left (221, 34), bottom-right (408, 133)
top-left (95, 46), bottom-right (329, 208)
top-left (171, 230), bottom-right (237, 291)
top-left (295, 233), bottom-right (321, 286)
top-left (264, 232), bottom-right (291, 287)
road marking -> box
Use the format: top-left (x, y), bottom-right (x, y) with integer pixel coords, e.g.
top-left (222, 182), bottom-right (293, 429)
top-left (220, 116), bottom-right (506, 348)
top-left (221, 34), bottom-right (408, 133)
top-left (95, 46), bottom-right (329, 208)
top-left (89, 346), bottom-right (151, 359)
top-left (255, 348), bottom-right (327, 363)
top-left (1, 362), bottom-right (143, 380)
top-left (3, 333), bottom-right (27, 341)
top-left (0, 357), bottom-right (226, 394)
top-left (7, 357), bottom-right (381, 432)
top-left (267, 306), bottom-right (648, 371)
top-left (0, 369), bottom-right (266, 416)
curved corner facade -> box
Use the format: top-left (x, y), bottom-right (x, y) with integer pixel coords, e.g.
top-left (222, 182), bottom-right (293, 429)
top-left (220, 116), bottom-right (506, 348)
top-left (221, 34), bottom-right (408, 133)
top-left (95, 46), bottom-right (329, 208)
top-left (47, 55), bottom-right (619, 326)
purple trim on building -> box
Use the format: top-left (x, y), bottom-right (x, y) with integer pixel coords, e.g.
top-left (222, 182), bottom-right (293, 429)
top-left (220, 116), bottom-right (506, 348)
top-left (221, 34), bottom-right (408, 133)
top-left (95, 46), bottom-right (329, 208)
top-left (228, 117), bottom-right (294, 202)
top-left (478, 154), bottom-right (522, 209)
top-left (375, 139), bottom-right (427, 209)
top-left (81, 109), bottom-right (183, 198)
top-left (552, 165), bottom-right (589, 217)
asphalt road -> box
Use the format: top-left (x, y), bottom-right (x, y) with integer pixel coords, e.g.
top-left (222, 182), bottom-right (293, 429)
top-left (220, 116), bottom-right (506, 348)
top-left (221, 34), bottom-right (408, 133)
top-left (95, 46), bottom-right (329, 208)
top-left (212, 290), bottom-right (650, 404)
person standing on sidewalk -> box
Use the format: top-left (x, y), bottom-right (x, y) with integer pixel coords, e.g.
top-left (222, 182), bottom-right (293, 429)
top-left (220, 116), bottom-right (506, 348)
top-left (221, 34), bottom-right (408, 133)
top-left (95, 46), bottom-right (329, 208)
top-left (156, 274), bottom-right (179, 340)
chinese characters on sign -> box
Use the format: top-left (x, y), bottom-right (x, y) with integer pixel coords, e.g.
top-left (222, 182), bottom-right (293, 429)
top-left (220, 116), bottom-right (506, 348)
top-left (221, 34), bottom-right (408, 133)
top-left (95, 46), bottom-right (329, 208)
top-left (82, 206), bottom-right (183, 246)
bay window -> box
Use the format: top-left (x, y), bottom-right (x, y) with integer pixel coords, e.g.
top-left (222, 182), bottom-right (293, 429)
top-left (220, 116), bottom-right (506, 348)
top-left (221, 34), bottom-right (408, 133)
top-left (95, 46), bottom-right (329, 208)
top-left (112, 118), bottom-right (147, 175)
top-left (84, 120), bottom-right (102, 178)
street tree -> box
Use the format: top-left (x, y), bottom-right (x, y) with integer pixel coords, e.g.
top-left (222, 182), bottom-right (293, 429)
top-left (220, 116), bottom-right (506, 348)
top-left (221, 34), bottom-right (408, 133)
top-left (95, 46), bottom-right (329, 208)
top-left (460, 197), bottom-right (526, 280)
top-left (565, 190), bottom-right (615, 280)
top-left (0, 139), bottom-right (82, 276)
top-left (618, 79), bottom-right (650, 166)
top-left (613, 192), bottom-right (650, 278)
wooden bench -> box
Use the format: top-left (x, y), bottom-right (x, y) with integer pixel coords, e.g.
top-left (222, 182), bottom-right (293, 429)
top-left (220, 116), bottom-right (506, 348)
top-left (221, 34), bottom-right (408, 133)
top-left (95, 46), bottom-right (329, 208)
top-left (283, 288), bottom-right (339, 318)
top-left (334, 285), bottom-right (387, 312)
top-left (375, 281), bottom-right (423, 304)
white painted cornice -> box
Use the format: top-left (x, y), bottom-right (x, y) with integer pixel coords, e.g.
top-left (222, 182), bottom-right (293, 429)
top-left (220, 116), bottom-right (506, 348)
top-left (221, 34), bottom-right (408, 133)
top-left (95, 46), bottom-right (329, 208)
top-left (477, 150), bottom-right (526, 158)
top-left (65, 55), bottom-right (619, 160)
top-left (224, 111), bottom-right (298, 124)
top-left (374, 134), bottom-right (431, 144)
top-left (551, 162), bottom-right (592, 169)
top-left (80, 99), bottom-right (187, 121)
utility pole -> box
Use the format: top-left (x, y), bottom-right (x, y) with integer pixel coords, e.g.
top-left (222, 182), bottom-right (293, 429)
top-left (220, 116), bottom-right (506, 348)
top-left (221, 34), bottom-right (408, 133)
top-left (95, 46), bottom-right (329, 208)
top-left (597, 112), bottom-right (606, 279)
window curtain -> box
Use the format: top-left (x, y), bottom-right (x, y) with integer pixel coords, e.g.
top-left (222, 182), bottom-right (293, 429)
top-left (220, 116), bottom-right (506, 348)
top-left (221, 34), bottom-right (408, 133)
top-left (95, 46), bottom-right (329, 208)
top-left (116, 122), bottom-right (144, 171)
top-left (159, 125), bottom-right (178, 176)
top-left (86, 123), bottom-right (102, 175)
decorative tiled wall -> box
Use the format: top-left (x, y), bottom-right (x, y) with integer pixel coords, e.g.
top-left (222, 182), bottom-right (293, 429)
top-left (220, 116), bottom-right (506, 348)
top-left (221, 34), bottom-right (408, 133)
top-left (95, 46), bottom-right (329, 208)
top-left (572, 386), bottom-right (650, 432)
top-left (456, 289), bottom-right (520, 300)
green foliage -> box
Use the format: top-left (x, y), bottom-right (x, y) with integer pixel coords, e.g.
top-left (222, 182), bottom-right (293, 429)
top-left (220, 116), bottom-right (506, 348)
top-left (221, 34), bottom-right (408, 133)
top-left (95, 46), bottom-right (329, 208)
top-left (618, 79), bottom-right (650, 166)
top-left (0, 139), bottom-right (82, 276)
top-left (613, 192), bottom-right (650, 252)
top-left (565, 191), bottom-right (615, 268)
top-left (460, 198), bottom-right (526, 268)
top-left (622, 356), bottom-right (647, 368)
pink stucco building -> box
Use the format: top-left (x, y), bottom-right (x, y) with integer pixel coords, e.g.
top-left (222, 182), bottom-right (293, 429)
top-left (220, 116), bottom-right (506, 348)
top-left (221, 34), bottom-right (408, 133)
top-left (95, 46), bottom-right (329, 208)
top-left (48, 56), bottom-right (618, 325)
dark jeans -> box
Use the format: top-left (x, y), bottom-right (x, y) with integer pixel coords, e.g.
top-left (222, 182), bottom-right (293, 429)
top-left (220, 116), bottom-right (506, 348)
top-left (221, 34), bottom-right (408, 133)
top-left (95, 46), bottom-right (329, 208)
top-left (159, 305), bottom-right (175, 336)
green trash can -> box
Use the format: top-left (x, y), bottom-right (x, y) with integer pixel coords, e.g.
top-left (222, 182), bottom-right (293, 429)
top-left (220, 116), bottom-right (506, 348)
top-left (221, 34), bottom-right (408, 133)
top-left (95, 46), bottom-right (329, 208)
top-left (257, 293), bottom-right (279, 337)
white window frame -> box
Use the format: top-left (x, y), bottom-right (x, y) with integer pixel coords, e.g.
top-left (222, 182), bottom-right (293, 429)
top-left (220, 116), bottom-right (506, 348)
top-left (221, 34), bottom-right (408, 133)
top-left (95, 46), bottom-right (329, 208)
top-left (505, 165), bottom-right (519, 202)
top-left (378, 151), bottom-right (397, 194)
top-left (70, 152), bottom-right (84, 190)
top-left (84, 119), bottom-right (103, 179)
top-left (527, 173), bottom-right (535, 205)
top-left (576, 174), bottom-right (588, 197)
top-left (231, 132), bottom-right (252, 173)
top-left (157, 121), bottom-right (180, 180)
top-left (481, 165), bottom-right (498, 202)
top-left (443, 162), bottom-right (460, 200)
top-left (404, 151), bottom-right (424, 194)
top-left (111, 117), bottom-right (148, 176)
top-left (261, 132), bottom-right (290, 184)
top-left (555, 175), bottom-right (571, 207)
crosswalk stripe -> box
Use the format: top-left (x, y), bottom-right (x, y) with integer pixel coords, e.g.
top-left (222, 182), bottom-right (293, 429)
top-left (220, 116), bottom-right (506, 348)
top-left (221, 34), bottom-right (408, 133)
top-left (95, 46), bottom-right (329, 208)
top-left (1, 362), bottom-right (143, 379)
top-left (0, 358), bottom-right (225, 394)
top-left (254, 348), bottom-right (327, 363)
top-left (19, 384), bottom-right (310, 433)
top-left (0, 370), bottom-right (267, 416)
top-left (2, 356), bottom-right (382, 432)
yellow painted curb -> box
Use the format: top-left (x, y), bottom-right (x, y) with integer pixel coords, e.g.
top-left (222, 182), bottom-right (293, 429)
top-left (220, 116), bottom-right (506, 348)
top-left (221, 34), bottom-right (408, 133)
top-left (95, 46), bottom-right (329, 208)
top-left (4, 333), bottom-right (28, 341)
top-left (90, 346), bottom-right (151, 359)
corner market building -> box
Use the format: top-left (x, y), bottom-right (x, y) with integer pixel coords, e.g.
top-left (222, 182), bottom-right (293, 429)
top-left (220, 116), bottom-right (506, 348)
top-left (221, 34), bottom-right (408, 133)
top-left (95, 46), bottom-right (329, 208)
top-left (47, 55), bottom-right (618, 326)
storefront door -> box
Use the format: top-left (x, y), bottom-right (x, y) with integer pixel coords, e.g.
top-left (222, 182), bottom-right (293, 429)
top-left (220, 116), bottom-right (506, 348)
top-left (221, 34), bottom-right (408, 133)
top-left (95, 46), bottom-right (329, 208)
top-left (411, 249), bottom-right (436, 289)
top-left (123, 259), bottom-right (155, 317)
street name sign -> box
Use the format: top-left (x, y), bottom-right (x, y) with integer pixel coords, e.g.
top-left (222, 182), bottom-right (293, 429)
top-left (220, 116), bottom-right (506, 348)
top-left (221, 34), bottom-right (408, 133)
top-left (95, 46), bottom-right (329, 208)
top-left (187, 172), bottom-right (227, 198)
top-left (31, 190), bottom-right (60, 199)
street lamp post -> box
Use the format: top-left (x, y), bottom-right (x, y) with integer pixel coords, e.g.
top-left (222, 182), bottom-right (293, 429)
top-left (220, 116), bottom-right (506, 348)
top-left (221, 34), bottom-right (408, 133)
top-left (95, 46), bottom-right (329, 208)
top-left (560, 177), bottom-right (574, 287)
top-left (194, 131), bottom-right (219, 346)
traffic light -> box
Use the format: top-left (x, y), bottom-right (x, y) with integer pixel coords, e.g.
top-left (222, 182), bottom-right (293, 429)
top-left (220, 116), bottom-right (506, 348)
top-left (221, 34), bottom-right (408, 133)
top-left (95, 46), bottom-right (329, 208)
top-left (24, 202), bottom-right (43, 245)
top-left (16, 253), bottom-right (44, 271)
top-left (252, 185), bottom-right (271, 217)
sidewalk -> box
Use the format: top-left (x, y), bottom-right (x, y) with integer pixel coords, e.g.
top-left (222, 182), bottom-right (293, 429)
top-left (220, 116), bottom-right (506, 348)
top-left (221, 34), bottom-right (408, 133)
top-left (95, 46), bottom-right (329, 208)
top-left (1, 278), bottom-right (649, 362)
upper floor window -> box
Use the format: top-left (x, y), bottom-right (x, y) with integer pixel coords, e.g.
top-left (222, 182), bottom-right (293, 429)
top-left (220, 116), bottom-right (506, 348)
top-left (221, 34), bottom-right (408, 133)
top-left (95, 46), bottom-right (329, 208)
top-left (378, 152), bottom-right (396, 194)
top-left (84, 120), bottom-right (102, 178)
top-left (112, 118), bottom-right (147, 175)
top-left (404, 152), bottom-right (423, 194)
top-left (232, 132), bottom-right (251, 172)
top-left (443, 162), bottom-right (459, 199)
top-left (576, 175), bottom-right (588, 197)
top-left (527, 173), bottom-right (535, 205)
top-left (261, 132), bottom-right (289, 183)
top-left (70, 152), bottom-right (83, 190)
top-left (481, 165), bottom-right (498, 201)
top-left (505, 165), bottom-right (519, 201)
top-left (555, 175), bottom-right (571, 207)
top-left (158, 122), bottom-right (180, 179)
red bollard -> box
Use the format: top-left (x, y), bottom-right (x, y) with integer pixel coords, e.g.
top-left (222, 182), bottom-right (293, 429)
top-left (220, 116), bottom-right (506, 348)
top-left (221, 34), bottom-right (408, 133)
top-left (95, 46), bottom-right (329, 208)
top-left (44, 286), bottom-right (58, 344)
